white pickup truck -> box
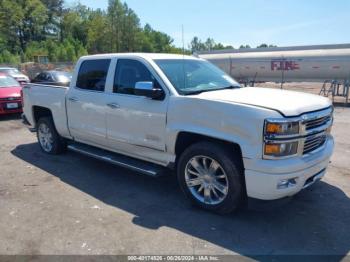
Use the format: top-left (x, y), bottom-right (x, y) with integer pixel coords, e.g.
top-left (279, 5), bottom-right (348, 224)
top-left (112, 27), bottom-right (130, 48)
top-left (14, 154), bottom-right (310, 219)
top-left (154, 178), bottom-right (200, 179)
top-left (22, 53), bottom-right (334, 213)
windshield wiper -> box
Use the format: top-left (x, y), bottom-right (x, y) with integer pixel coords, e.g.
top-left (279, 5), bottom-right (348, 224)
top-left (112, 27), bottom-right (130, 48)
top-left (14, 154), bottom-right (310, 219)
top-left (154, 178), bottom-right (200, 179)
top-left (183, 85), bottom-right (240, 95)
top-left (221, 85), bottom-right (240, 90)
top-left (183, 90), bottom-right (206, 95)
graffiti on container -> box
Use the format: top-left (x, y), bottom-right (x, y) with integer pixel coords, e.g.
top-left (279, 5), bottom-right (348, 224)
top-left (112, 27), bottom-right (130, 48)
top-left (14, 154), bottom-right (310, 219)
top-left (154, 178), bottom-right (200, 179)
top-left (271, 60), bottom-right (300, 71)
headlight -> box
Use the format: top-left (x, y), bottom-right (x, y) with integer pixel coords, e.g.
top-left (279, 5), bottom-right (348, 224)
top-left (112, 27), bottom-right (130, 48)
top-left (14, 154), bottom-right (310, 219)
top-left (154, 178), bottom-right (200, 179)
top-left (263, 119), bottom-right (301, 159)
top-left (265, 120), bottom-right (299, 136)
top-left (264, 141), bottom-right (298, 158)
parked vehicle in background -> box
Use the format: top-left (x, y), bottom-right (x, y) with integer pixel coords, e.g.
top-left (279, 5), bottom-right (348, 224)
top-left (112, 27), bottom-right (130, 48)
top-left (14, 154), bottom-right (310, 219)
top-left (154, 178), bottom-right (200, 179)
top-left (31, 71), bottom-right (72, 87)
top-left (0, 67), bottom-right (30, 86)
top-left (22, 53), bottom-right (334, 214)
top-left (0, 73), bottom-right (23, 115)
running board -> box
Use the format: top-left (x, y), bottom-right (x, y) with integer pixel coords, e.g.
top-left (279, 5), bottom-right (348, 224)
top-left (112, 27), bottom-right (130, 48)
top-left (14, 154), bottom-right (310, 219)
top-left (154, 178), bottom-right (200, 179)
top-left (67, 143), bottom-right (167, 177)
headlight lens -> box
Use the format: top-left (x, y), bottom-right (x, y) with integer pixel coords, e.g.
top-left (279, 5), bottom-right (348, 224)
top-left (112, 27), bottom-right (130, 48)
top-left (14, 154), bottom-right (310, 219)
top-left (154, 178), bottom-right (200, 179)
top-left (264, 141), bottom-right (298, 157)
top-left (265, 121), bottom-right (299, 136)
top-left (263, 119), bottom-right (301, 158)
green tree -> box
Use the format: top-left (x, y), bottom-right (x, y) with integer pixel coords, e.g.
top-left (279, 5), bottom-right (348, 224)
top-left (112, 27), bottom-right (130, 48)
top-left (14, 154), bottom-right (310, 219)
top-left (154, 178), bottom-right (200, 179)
top-left (0, 0), bottom-right (48, 53)
top-left (107, 0), bottom-right (125, 52)
top-left (0, 50), bottom-right (20, 64)
top-left (121, 3), bottom-right (141, 52)
top-left (239, 44), bottom-right (251, 49)
top-left (0, 0), bottom-right (190, 63)
top-left (87, 10), bottom-right (109, 54)
top-left (204, 38), bottom-right (215, 51)
top-left (40, 0), bottom-right (64, 37)
top-left (190, 37), bottom-right (206, 52)
top-left (190, 36), bottom-right (233, 52)
top-left (61, 4), bottom-right (90, 45)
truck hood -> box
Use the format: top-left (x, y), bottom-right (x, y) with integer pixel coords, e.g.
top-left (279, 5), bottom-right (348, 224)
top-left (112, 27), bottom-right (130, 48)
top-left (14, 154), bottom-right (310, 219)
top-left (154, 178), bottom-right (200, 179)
top-left (0, 86), bottom-right (22, 98)
top-left (195, 87), bottom-right (332, 117)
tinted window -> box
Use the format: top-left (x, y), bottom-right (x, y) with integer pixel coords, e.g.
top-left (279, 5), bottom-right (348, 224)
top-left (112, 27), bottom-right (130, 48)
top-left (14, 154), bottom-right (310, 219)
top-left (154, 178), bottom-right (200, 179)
top-left (77, 59), bottom-right (111, 91)
top-left (114, 59), bottom-right (159, 95)
top-left (35, 73), bottom-right (45, 81)
top-left (46, 73), bottom-right (54, 81)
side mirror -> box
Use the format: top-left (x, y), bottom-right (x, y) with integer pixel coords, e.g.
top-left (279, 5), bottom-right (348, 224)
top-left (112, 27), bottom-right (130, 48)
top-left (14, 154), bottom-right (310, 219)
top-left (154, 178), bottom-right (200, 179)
top-left (134, 81), bottom-right (164, 99)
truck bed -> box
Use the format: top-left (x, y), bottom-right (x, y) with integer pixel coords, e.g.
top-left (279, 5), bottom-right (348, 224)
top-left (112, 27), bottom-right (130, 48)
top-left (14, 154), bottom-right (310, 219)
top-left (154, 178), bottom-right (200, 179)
top-left (22, 84), bottom-right (71, 138)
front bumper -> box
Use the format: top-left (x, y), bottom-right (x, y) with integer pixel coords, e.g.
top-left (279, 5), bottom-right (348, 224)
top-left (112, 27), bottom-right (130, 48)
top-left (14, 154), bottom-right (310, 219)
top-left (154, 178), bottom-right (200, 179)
top-left (244, 136), bottom-right (334, 200)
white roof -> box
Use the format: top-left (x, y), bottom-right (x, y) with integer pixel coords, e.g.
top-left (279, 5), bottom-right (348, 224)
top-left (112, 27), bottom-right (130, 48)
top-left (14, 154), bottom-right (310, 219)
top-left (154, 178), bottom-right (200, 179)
top-left (80, 53), bottom-right (198, 61)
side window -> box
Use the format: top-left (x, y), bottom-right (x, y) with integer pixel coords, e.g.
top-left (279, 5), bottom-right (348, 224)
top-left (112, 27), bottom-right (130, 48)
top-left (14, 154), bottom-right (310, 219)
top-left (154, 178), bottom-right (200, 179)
top-left (113, 59), bottom-right (159, 95)
top-left (46, 73), bottom-right (54, 81)
top-left (36, 73), bottom-right (45, 81)
top-left (76, 59), bottom-right (111, 91)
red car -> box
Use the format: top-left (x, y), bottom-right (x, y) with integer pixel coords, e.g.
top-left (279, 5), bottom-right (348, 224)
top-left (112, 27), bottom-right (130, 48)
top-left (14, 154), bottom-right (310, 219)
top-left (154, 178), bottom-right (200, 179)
top-left (0, 73), bottom-right (23, 115)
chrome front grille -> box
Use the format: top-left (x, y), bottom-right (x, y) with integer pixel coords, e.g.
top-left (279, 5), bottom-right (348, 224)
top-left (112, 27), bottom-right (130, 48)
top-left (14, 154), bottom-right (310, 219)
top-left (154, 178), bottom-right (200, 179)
top-left (303, 134), bottom-right (327, 154)
top-left (305, 115), bottom-right (332, 130)
top-left (301, 108), bottom-right (333, 155)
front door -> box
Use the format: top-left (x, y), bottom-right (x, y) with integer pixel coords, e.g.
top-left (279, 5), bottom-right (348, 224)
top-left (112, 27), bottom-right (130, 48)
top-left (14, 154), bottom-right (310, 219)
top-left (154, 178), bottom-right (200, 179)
top-left (105, 58), bottom-right (168, 161)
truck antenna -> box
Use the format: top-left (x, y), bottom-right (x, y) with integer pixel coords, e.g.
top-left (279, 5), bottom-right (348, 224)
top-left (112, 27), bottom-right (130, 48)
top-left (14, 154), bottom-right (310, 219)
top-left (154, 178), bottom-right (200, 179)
top-left (182, 24), bottom-right (186, 90)
top-left (182, 24), bottom-right (185, 55)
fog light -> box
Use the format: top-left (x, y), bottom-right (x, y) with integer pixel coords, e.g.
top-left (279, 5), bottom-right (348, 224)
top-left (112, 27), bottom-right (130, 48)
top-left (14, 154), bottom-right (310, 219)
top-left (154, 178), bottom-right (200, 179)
top-left (277, 178), bottom-right (297, 189)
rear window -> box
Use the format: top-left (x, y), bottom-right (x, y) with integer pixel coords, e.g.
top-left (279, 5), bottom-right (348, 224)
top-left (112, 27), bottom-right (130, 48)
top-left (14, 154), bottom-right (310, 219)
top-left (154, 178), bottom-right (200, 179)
top-left (76, 59), bottom-right (111, 91)
top-left (0, 75), bottom-right (19, 88)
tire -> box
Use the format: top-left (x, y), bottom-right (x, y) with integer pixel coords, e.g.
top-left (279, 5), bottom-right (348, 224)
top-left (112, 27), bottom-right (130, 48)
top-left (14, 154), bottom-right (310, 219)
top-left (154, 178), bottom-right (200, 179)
top-left (36, 117), bottom-right (66, 155)
top-left (177, 142), bottom-right (245, 214)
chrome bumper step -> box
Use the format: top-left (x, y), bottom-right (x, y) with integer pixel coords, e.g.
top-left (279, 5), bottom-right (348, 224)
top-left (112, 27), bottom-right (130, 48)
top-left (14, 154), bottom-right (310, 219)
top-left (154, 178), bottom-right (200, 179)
top-left (67, 142), bottom-right (167, 177)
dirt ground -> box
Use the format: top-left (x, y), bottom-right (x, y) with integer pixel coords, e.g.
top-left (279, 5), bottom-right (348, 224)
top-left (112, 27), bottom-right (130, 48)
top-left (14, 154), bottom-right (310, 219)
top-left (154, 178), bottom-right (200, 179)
top-left (0, 107), bottom-right (349, 259)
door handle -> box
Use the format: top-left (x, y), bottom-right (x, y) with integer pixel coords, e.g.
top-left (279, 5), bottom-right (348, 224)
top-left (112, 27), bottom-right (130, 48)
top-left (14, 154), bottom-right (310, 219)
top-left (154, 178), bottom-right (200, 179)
top-left (68, 97), bottom-right (78, 102)
top-left (107, 102), bottom-right (120, 109)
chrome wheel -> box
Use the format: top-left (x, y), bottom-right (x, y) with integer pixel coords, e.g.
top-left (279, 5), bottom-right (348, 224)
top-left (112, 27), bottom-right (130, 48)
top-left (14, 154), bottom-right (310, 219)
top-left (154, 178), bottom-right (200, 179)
top-left (185, 156), bottom-right (229, 205)
top-left (38, 122), bottom-right (53, 152)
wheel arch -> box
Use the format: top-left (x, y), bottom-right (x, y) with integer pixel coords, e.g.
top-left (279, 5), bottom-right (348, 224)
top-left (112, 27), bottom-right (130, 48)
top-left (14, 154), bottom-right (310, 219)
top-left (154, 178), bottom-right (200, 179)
top-left (174, 131), bottom-right (244, 172)
top-left (33, 106), bottom-right (52, 122)
top-left (32, 106), bottom-right (53, 128)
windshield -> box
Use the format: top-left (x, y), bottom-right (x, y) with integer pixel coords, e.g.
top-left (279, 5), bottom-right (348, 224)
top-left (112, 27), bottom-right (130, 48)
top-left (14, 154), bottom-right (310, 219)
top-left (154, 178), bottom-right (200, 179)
top-left (0, 68), bottom-right (20, 75)
top-left (155, 59), bottom-right (240, 95)
top-left (0, 75), bottom-right (20, 87)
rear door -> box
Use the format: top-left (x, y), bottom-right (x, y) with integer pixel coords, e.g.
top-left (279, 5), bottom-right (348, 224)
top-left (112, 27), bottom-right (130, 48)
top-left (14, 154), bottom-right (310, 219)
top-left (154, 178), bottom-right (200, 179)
top-left (67, 59), bottom-right (112, 146)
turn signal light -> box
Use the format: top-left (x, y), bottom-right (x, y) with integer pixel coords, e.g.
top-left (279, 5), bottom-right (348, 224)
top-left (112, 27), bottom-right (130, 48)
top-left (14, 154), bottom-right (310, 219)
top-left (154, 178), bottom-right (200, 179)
top-left (266, 123), bottom-right (282, 134)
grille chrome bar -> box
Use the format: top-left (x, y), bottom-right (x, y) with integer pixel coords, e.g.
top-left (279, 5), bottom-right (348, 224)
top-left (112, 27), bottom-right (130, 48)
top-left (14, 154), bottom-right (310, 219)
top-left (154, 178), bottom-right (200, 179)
top-left (305, 115), bottom-right (332, 130)
top-left (303, 134), bottom-right (327, 154)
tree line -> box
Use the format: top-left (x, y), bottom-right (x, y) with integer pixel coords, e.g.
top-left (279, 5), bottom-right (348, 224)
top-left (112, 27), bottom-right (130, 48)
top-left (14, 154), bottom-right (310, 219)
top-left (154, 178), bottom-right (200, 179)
top-left (0, 0), bottom-right (185, 64)
top-left (189, 37), bottom-right (277, 53)
top-left (0, 0), bottom-right (277, 64)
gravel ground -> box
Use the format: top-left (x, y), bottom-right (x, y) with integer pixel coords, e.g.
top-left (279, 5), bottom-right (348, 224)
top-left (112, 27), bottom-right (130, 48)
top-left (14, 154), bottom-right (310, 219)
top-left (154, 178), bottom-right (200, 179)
top-left (0, 108), bottom-right (349, 259)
